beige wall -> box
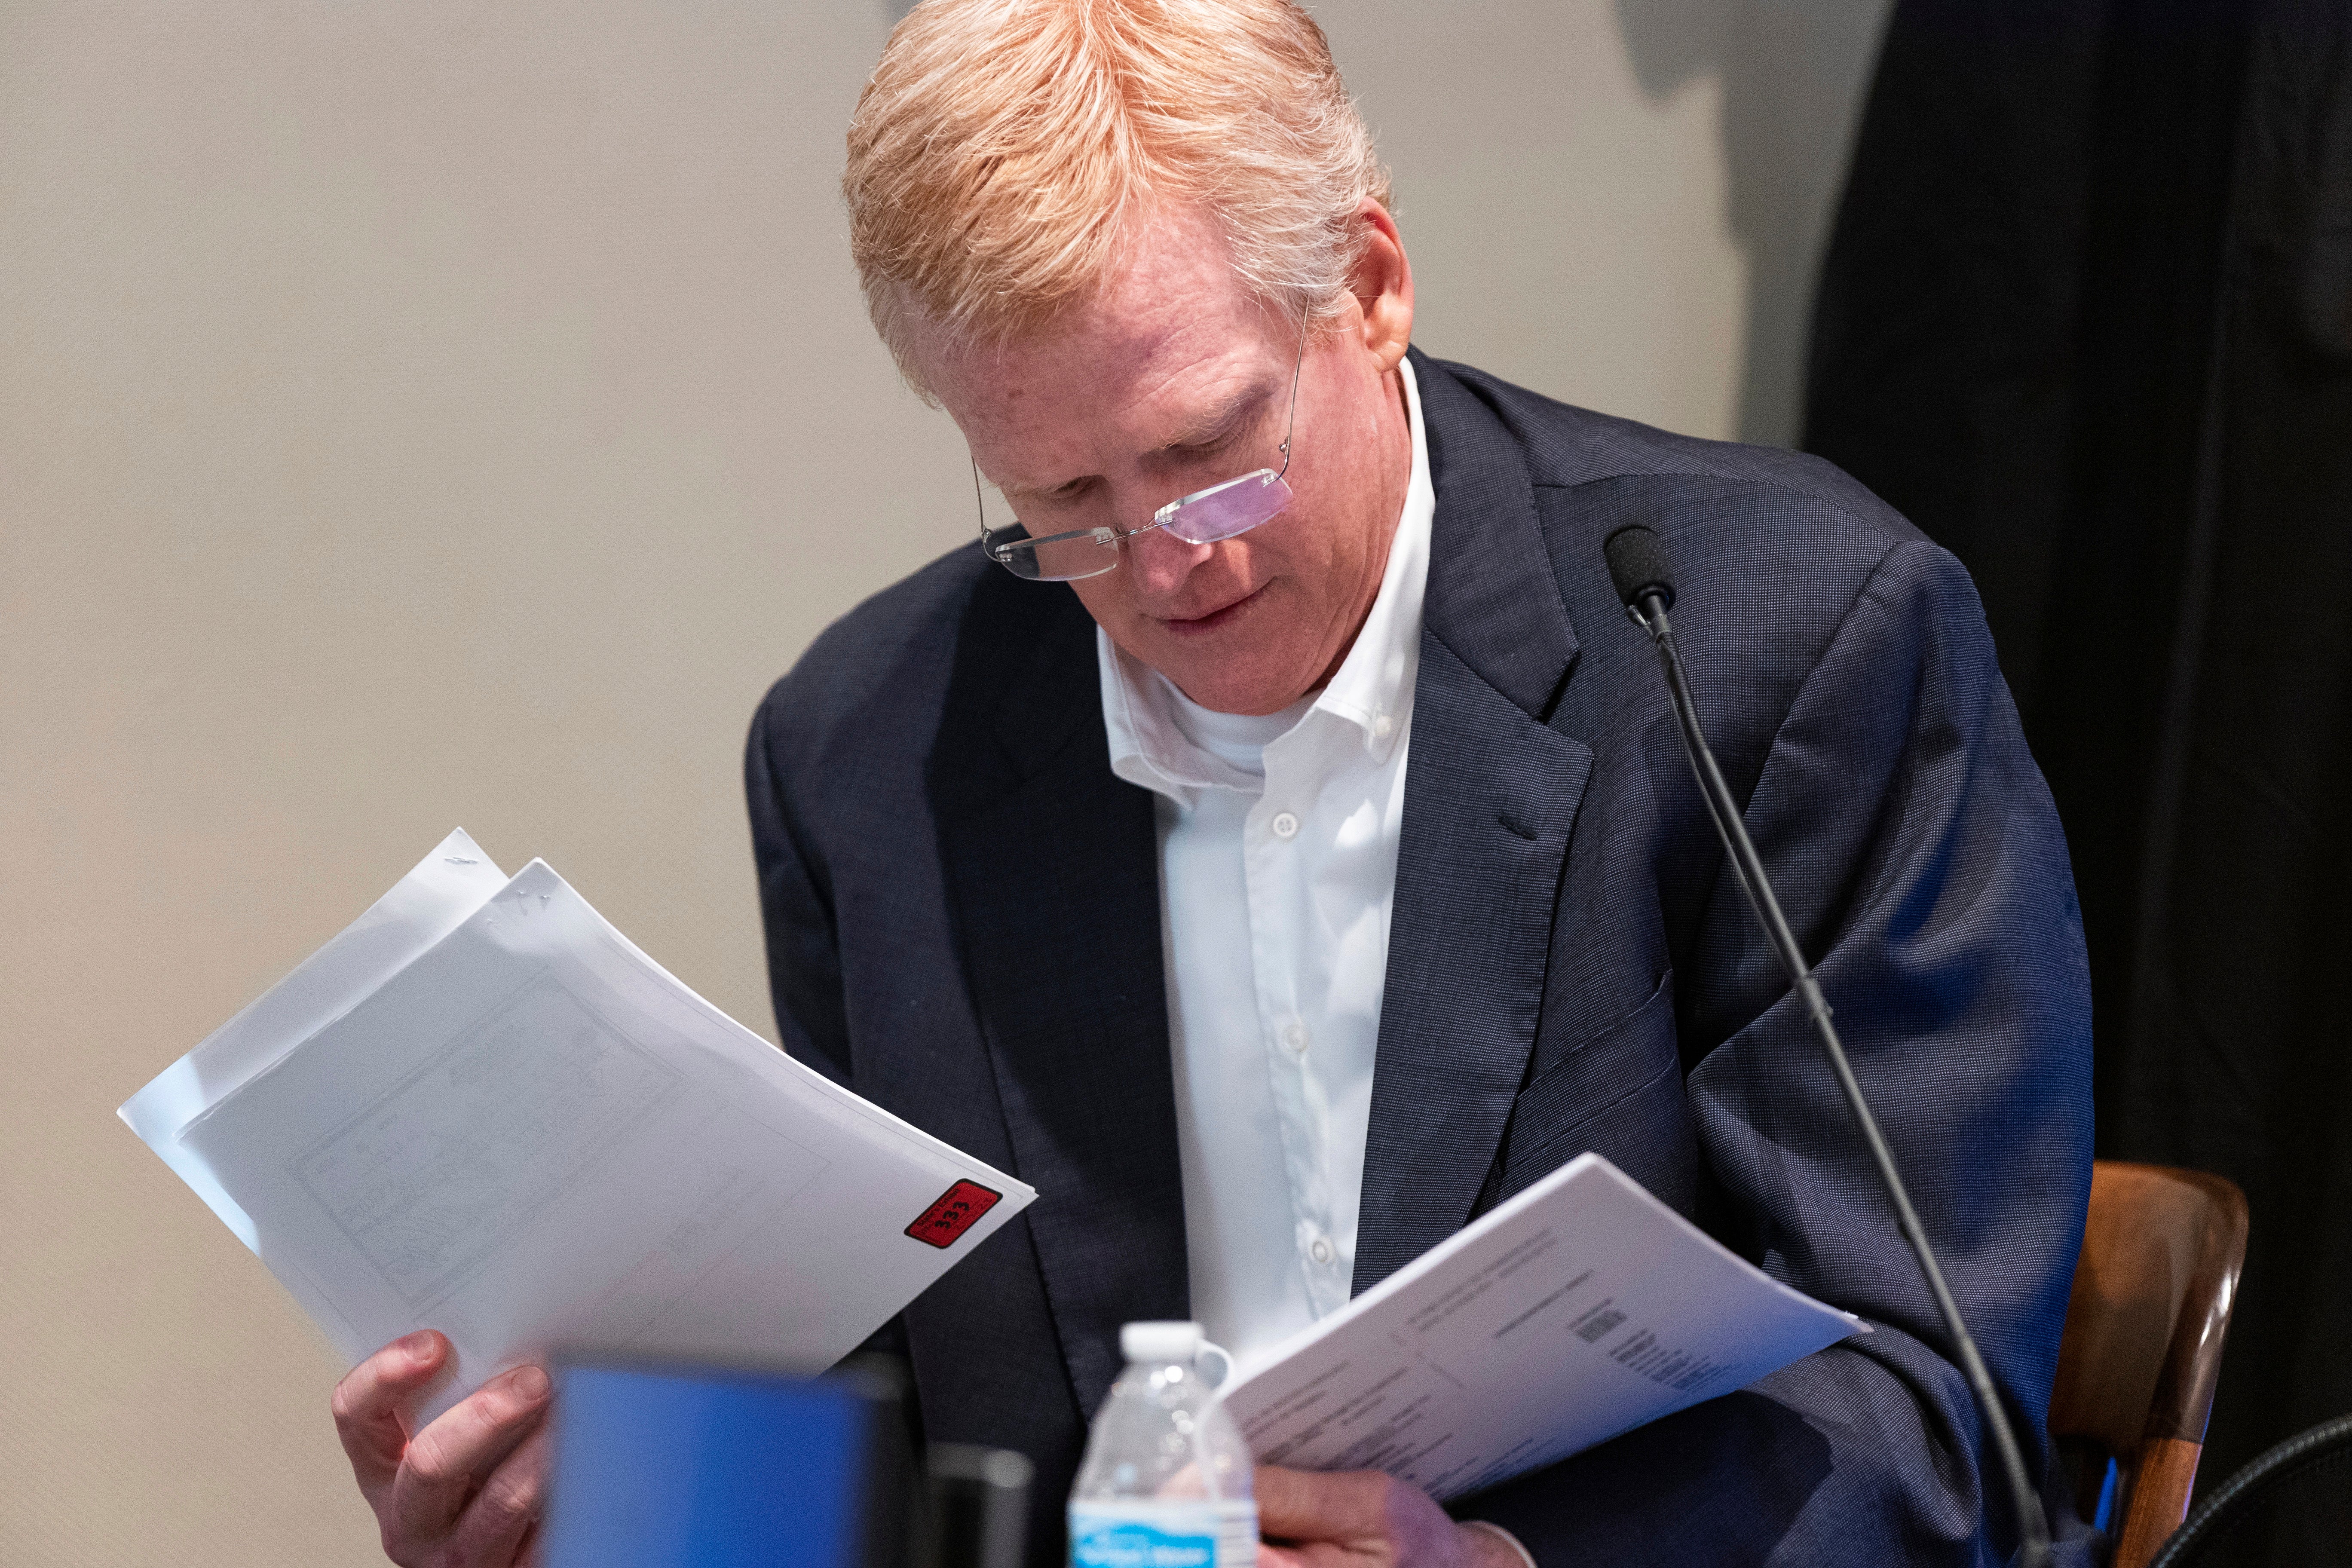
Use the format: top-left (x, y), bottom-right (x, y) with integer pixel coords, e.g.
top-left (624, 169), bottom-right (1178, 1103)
top-left (0, 2), bottom-right (1884, 1562)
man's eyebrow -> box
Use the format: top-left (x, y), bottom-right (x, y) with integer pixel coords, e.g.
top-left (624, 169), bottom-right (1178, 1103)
top-left (999, 377), bottom-right (1281, 501)
top-left (1155, 378), bottom-right (1277, 451)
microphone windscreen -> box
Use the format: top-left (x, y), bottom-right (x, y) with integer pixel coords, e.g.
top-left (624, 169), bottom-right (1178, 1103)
top-left (1603, 525), bottom-right (1676, 612)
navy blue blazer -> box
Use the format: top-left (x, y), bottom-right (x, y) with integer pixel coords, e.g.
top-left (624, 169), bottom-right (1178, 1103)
top-left (746, 351), bottom-right (2097, 1567)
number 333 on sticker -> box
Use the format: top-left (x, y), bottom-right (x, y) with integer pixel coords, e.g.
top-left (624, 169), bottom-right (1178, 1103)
top-left (905, 1179), bottom-right (1003, 1248)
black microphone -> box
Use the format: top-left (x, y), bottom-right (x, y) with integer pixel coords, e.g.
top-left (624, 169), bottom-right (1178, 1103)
top-left (1602, 524), bottom-right (2055, 1568)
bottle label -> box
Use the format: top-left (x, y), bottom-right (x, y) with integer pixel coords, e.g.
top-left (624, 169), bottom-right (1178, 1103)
top-left (1069, 1501), bottom-right (1257, 1568)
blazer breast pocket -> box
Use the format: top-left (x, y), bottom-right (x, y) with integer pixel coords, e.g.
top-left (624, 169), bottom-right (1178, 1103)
top-left (1500, 968), bottom-right (1682, 1185)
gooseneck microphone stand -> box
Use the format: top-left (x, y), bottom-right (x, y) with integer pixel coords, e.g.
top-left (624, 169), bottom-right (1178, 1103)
top-left (1603, 525), bottom-right (2054, 1568)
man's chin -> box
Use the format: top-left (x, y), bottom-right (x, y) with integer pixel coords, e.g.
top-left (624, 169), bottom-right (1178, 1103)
top-left (1111, 595), bottom-right (1321, 715)
top-left (1139, 653), bottom-right (1315, 717)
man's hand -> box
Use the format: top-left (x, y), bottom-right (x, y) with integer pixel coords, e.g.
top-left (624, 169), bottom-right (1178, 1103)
top-left (331, 1331), bottom-right (552, 1567)
top-left (1255, 1467), bottom-right (1530, 1568)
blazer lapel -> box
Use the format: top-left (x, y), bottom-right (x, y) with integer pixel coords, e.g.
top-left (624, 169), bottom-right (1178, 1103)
top-left (927, 574), bottom-right (1189, 1421)
top-left (1353, 355), bottom-right (1594, 1293)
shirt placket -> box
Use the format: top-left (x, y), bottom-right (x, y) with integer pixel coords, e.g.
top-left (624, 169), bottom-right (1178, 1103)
top-left (1247, 718), bottom-right (1351, 1319)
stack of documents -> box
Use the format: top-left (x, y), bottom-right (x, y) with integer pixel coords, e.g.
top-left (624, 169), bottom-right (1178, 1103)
top-left (121, 830), bottom-right (1032, 1422)
top-left (1221, 1153), bottom-right (1865, 1500)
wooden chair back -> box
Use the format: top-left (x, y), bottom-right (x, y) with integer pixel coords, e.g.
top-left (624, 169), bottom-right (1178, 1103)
top-left (2050, 1161), bottom-right (2249, 1568)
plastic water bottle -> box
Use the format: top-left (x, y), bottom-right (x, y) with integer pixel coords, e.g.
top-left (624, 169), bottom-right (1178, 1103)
top-left (1068, 1321), bottom-right (1256, 1568)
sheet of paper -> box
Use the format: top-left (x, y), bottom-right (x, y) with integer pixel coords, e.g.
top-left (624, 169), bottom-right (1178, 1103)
top-left (120, 829), bottom-right (511, 1265)
top-left (1220, 1153), bottom-right (1863, 1502)
top-left (123, 836), bottom-right (1033, 1424)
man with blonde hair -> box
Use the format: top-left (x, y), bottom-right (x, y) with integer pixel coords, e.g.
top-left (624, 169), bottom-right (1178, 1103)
top-left (330, 2), bottom-right (2095, 1563)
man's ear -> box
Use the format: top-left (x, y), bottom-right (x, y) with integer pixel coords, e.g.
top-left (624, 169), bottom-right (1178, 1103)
top-left (1348, 199), bottom-right (1414, 375)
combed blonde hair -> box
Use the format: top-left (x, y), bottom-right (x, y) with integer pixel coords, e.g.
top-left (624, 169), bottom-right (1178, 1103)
top-left (844, 0), bottom-right (1392, 392)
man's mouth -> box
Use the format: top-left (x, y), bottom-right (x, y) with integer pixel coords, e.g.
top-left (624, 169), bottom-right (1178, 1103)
top-left (1156, 582), bottom-right (1267, 637)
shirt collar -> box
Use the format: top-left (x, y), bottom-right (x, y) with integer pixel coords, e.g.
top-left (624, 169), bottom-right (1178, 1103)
top-left (1099, 355), bottom-right (1436, 805)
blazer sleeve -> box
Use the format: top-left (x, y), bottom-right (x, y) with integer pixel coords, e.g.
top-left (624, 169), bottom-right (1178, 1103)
top-left (1461, 539), bottom-right (2099, 1566)
top-left (744, 686), bottom-right (854, 1088)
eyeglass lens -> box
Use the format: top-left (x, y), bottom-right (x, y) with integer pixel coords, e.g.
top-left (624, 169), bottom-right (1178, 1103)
top-left (992, 465), bottom-right (1293, 581)
top-left (1004, 526), bottom-right (1121, 582)
top-left (1156, 469), bottom-right (1293, 546)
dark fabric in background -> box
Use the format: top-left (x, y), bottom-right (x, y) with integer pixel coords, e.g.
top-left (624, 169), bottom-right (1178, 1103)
top-left (1805, 0), bottom-right (2352, 1559)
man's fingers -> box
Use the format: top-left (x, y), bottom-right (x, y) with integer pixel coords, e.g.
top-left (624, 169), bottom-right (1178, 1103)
top-left (331, 1331), bottom-right (449, 1498)
top-left (1255, 1467), bottom-right (1472, 1568)
top-left (444, 1416), bottom-right (552, 1568)
top-left (1253, 1465), bottom-right (1386, 1540)
top-left (389, 1364), bottom-right (554, 1538)
top-left (1253, 1465), bottom-right (1323, 1537)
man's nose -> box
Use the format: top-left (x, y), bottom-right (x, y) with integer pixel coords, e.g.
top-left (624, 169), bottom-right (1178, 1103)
top-left (1124, 524), bottom-right (1215, 599)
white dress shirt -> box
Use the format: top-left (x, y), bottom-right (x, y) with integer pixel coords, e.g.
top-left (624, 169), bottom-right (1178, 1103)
top-left (1097, 356), bottom-right (1435, 1366)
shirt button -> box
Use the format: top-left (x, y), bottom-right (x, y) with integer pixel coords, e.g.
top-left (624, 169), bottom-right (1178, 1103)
top-left (1374, 714), bottom-right (1394, 739)
top-left (1283, 1020), bottom-right (1309, 1053)
top-left (1271, 811), bottom-right (1300, 839)
top-left (1309, 1236), bottom-right (1335, 1266)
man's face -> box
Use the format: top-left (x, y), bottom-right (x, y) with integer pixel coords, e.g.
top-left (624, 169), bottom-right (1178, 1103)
top-left (911, 206), bottom-right (1415, 717)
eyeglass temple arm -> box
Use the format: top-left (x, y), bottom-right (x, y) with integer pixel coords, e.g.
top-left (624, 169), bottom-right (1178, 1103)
top-left (973, 461), bottom-right (1023, 555)
top-left (1273, 313), bottom-right (1308, 482)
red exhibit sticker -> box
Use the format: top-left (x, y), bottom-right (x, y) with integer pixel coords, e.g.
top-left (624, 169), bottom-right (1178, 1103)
top-left (905, 1179), bottom-right (1003, 1249)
